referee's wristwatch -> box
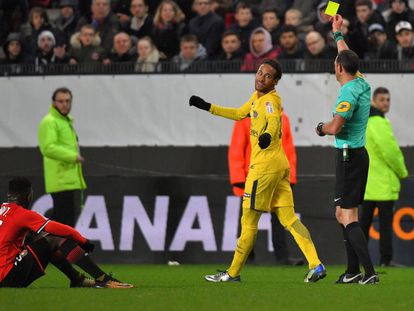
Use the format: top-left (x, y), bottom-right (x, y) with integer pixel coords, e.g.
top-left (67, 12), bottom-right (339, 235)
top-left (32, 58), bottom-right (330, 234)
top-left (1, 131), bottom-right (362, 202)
top-left (316, 122), bottom-right (325, 136)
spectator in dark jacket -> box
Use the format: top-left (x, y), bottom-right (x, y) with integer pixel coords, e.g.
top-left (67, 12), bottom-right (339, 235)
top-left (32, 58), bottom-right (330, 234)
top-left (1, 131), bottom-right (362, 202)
top-left (77, 0), bottom-right (120, 53)
top-left (216, 30), bottom-right (245, 61)
top-left (170, 34), bottom-right (207, 72)
top-left (54, 0), bottom-right (79, 48)
top-left (34, 30), bottom-right (68, 66)
top-left (189, 0), bottom-right (225, 58)
top-left (278, 25), bottom-right (306, 59)
top-left (349, 0), bottom-right (386, 58)
top-left (122, 0), bottom-right (154, 40)
top-left (366, 23), bottom-right (397, 59)
top-left (104, 32), bottom-right (136, 63)
top-left (305, 31), bottom-right (337, 59)
top-left (261, 8), bottom-right (282, 46)
top-left (1, 32), bottom-right (34, 66)
top-left (228, 2), bottom-right (260, 54)
top-left (152, 0), bottom-right (186, 60)
top-left (394, 20), bottom-right (414, 59)
top-left (68, 24), bottom-right (107, 64)
top-left (385, 0), bottom-right (414, 40)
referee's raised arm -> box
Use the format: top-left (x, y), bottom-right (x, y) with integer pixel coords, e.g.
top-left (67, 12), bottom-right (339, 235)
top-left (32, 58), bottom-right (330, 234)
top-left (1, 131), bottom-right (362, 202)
top-left (331, 14), bottom-right (350, 53)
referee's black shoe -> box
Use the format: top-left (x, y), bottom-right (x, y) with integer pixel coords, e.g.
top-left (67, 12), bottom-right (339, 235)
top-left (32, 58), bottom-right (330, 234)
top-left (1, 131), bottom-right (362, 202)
top-left (335, 272), bottom-right (363, 284)
top-left (359, 274), bottom-right (379, 285)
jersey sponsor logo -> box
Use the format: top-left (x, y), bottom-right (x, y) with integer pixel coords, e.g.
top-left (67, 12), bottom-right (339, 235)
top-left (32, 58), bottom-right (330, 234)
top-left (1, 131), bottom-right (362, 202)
top-left (336, 102), bottom-right (351, 112)
top-left (265, 102), bottom-right (274, 114)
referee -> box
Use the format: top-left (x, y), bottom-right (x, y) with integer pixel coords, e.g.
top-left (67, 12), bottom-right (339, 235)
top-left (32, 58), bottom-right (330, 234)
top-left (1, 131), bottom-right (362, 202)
top-left (315, 14), bottom-right (378, 285)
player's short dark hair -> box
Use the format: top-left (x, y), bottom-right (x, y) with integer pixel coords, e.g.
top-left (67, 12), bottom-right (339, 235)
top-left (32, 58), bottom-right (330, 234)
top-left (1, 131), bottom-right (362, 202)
top-left (261, 8), bottom-right (279, 18)
top-left (261, 59), bottom-right (282, 81)
top-left (336, 50), bottom-right (359, 75)
top-left (279, 24), bottom-right (297, 36)
top-left (222, 30), bottom-right (240, 40)
top-left (355, 0), bottom-right (373, 9)
top-left (373, 87), bottom-right (390, 99)
top-left (8, 177), bottom-right (32, 195)
top-left (180, 34), bottom-right (198, 44)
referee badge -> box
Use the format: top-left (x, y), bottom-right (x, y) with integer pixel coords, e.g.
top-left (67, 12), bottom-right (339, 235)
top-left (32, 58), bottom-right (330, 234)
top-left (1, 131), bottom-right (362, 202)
top-left (336, 102), bottom-right (351, 112)
top-left (265, 102), bottom-right (274, 114)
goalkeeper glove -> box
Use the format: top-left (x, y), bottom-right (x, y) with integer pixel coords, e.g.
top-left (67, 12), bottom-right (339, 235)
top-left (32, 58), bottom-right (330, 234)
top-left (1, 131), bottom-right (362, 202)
top-left (189, 95), bottom-right (211, 111)
top-left (258, 133), bottom-right (271, 149)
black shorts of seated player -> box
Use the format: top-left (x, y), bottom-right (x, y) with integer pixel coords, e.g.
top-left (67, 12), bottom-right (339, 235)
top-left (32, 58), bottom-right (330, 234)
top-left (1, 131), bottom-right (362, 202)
top-left (334, 147), bottom-right (369, 209)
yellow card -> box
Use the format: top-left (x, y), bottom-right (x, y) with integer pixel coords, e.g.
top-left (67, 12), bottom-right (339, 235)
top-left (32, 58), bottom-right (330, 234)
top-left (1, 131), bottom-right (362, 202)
top-left (325, 1), bottom-right (340, 16)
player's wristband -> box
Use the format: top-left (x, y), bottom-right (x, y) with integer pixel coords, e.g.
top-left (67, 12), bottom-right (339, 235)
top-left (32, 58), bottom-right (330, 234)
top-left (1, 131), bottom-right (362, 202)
top-left (316, 122), bottom-right (325, 137)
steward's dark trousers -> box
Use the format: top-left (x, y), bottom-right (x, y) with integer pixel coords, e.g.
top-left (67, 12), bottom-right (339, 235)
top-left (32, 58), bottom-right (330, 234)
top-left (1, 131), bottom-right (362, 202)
top-left (51, 190), bottom-right (81, 227)
top-left (360, 200), bottom-right (394, 264)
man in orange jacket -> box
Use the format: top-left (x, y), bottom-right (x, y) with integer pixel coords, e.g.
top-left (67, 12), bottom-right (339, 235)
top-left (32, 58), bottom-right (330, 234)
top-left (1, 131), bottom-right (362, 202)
top-left (229, 111), bottom-right (304, 265)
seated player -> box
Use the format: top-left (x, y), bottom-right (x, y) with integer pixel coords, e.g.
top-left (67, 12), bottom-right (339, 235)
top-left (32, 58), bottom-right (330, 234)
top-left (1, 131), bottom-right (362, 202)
top-left (0, 177), bottom-right (133, 289)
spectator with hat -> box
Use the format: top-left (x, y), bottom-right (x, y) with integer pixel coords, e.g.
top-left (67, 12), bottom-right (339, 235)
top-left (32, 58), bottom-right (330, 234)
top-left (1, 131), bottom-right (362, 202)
top-left (394, 20), bottom-right (414, 59)
top-left (366, 23), bottom-right (397, 59)
top-left (54, 0), bottom-right (79, 48)
top-left (385, 0), bottom-right (414, 40)
top-left (0, 32), bottom-right (34, 66)
top-left (34, 30), bottom-right (68, 66)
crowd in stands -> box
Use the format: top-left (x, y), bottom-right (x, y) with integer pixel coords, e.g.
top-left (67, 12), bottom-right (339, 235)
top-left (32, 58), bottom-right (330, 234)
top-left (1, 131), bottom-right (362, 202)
top-left (0, 0), bottom-right (413, 74)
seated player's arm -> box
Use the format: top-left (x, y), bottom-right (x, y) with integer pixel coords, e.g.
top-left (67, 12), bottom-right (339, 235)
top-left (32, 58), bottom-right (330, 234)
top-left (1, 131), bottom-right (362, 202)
top-left (21, 209), bottom-right (87, 246)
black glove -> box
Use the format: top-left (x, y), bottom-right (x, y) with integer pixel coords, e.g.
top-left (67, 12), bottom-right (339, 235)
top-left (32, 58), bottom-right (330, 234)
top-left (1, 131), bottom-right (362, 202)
top-left (189, 95), bottom-right (211, 111)
top-left (81, 239), bottom-right (95, 253)
top-left (258, 133), bottom-right (271, 149)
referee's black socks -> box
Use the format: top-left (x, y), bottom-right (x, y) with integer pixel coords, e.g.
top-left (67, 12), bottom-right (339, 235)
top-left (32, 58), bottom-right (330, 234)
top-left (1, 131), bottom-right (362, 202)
top-left (341, 224), bottom-right (360, 274)
top-left (345, 222), bottom-right (376, 277)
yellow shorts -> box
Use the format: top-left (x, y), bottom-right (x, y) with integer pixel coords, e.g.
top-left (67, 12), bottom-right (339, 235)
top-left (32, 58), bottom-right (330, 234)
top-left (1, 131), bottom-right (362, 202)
top-left (242, 169), bottom-right (294, 212)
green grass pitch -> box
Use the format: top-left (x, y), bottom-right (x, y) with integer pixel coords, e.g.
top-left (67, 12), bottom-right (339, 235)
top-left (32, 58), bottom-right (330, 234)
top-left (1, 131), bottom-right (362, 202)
top-left (1, 264), bottom-right (413, 311)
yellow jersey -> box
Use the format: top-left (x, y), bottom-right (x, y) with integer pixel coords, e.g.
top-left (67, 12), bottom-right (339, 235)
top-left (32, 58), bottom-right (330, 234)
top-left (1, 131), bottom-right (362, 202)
top-left (210, 89), bottom-right (289, 174)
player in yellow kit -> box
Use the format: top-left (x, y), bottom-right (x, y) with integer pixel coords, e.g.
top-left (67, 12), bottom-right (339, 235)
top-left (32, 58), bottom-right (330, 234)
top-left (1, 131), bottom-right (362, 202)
top-left (189, 59), bottom-right (326, 283)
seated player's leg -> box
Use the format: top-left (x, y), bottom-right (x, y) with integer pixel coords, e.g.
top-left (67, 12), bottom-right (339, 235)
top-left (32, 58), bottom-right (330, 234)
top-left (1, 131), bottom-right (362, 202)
top-left (0, 237), bottom-right (51, 287)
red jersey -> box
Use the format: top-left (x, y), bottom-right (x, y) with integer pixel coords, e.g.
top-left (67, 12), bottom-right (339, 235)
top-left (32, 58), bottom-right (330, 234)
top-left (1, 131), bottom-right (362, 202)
top-left (0, 202), bottom-right (87, 282)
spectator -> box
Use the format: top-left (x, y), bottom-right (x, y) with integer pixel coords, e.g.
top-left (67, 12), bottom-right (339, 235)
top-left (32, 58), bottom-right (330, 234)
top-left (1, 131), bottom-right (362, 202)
top-left (366, 23), bottom-right (397, 59)
top-left (261, 8), bottom-right (281, 45)
top-left (0, 32), bottom-right (34, 66)
top-left (305, 31), bottom-right (337, 59)
top-left (291, 0), bottom-right (319, 27)
top-left (278, 25), bottom-right (306, 59)
top-left (152, 0), bottom-right (186, 60)
top-left (241, 27), bottom-right (280, 71)
top-left (361, 87), bottom-right (408, 267)
top-left (77, 0), bottom-right (119, 53)
top-left (228, 2), bottom-right (260, 54)
top-left (284, 8), bottom-right (309, 40)
top-left (122, 0), bottom-right (154, 40)
top-left (216, 30), bottom-right (245, 61)
top-left (105, 32), bottom-right (136, 63)
top-left (259, 0), bottom-right (293, 18)
top-left (21, 6), bottom-right (56, 53)
top-left (349, 0), bottom-right (386, 58)
top-left (38, 87), bottom-right (87, 227)
top-left (394, 20), bottom-right (414, 59)
top-left (68, 24), bottom-right (106, 64)
top-left (54, 0), bottom-right (79, 48)
top-left (189, 0), bottom-right (225, 58)
top-left (170, 34), bottom-right (207, 72)
top-left (34, 30), bottom-right (67, 66)
top-left (385, 0), bottom-right (414, 40)
top-left (135, 36), bottom-right (161, 72)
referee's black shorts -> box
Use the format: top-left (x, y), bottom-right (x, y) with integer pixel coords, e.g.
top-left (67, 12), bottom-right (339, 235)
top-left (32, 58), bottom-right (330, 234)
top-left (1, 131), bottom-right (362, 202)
top-left (0, 237), bottom-right (51, 288)
top-left (334, 147), bottom-right (369, 209)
